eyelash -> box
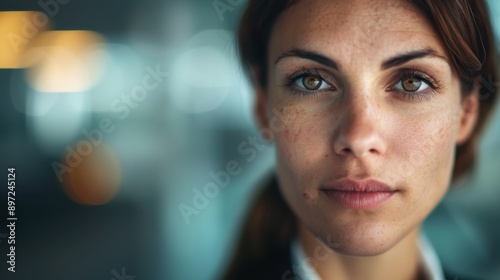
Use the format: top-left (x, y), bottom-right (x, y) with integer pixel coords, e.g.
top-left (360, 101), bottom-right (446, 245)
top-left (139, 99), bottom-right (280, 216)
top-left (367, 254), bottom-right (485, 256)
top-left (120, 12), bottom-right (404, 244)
top-left (284, 67), bottom-right (444, 101)
top-left (284, 67), bottom-right (336, 98)
top-left (389, 69), bottom-right (443, 101)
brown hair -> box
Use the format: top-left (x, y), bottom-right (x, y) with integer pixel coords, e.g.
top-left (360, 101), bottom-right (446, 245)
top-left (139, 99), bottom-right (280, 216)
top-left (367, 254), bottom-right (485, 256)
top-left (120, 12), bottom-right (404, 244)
top-left (223, 0), bottom-right (499, 278)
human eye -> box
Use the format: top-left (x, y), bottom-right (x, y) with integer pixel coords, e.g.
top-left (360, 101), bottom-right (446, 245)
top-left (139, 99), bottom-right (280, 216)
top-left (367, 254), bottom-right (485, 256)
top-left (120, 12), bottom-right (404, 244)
top-left (295, 75), bottom-right (331, 90)
top-left (390, 69), bottom-right (443, 101)
top-left (284, 67), bottom-right (338, 97)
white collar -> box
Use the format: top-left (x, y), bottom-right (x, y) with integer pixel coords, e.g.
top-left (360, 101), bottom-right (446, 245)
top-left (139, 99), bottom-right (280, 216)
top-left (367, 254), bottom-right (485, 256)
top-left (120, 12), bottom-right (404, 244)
top-left (290, 233), bottom-right (445, 280)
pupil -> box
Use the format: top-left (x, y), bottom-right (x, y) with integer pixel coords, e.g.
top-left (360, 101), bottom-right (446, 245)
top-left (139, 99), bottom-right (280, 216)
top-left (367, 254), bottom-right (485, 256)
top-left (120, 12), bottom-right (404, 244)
top-left (402, 77), bottom-right (422, 92)
top-left (304, 76), bottom-right (321, 90)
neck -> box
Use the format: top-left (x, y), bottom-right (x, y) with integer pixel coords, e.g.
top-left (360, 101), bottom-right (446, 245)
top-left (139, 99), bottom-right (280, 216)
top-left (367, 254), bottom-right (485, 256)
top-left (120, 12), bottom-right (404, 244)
top-left (297, 224), bottom-right (425, 280)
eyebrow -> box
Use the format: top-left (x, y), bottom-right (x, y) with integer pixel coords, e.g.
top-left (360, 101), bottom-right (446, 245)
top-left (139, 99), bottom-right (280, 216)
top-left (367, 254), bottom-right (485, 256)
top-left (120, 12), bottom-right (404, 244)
top-left (275, 49), bottom-right (340, 70)
top-left (274, 48), bottom-right (448, 70)
top-left (381, 48), bottom-right (448, 69)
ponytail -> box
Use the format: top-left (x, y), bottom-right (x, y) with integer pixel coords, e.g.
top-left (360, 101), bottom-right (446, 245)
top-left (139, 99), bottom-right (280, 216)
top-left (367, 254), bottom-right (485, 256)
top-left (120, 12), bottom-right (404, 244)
top-left (222, 175), bottom-right (297, 279)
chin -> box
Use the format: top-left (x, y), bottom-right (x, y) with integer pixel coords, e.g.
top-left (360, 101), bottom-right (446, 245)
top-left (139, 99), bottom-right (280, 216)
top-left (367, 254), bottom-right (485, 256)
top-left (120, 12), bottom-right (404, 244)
top-left (313, 223), bottom-right (403, 257)
top-left (328, 239), bottom-right (396, 257)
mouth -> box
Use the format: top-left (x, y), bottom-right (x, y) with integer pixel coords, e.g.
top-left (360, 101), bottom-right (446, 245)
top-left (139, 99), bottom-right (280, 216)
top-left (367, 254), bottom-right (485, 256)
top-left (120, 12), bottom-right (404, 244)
top-left (320, 179), bottom-right (398, 209)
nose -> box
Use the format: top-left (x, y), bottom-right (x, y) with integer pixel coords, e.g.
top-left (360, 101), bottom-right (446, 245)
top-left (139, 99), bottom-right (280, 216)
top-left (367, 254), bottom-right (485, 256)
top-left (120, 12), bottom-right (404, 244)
top-left (333, 93), bottom-right (387, 158)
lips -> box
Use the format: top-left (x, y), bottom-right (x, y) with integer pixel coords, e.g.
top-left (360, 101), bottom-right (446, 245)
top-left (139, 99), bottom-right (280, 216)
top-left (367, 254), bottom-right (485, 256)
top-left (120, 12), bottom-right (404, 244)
top-left (321, 179), bottom-right (397, 209)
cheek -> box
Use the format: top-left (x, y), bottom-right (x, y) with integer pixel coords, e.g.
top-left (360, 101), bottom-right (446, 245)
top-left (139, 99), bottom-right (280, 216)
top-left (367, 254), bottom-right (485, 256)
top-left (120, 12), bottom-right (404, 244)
top-left (273, 104), bottom-right (331, 174)
top-left (271, 103), bottom-right (334, 212)
top-left (392, 107), bottom-right (458, 200)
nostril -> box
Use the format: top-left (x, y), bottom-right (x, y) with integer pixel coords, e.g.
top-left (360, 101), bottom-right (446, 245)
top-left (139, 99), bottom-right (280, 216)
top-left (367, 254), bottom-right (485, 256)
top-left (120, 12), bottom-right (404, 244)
top-left (338, 147), bottom-right (353, 156)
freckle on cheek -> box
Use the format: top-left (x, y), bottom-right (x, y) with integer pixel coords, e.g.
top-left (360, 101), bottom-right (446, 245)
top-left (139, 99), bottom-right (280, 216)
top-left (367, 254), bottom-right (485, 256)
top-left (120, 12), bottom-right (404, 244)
top-left (303, 193), bottom-right (310, 199)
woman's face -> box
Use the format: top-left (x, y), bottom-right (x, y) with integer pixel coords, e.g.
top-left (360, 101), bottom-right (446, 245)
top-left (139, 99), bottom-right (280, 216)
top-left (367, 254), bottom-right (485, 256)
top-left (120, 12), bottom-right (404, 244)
top-left (257, 0), bottom-right (478, 255)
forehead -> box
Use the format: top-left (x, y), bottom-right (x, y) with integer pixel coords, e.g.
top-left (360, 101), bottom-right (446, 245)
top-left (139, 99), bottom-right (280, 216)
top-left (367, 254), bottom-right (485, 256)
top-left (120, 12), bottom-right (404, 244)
top-left (268, 0), bottom-right (446, 66)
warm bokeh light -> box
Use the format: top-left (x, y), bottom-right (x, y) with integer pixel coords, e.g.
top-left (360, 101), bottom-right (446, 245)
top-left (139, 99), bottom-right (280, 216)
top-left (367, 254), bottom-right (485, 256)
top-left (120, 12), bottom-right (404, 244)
top-left (0, 11), bottom-right (50, 68)
top-left (61, 143), bottom-right (121, 205)
top-left (24, 30), bottom-right (106, 92)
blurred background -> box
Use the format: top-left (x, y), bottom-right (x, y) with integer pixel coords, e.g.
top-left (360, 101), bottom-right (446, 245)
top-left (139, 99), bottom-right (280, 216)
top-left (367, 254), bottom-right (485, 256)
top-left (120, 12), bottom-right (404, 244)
top-left (0, 0), bottom-right (499, 279)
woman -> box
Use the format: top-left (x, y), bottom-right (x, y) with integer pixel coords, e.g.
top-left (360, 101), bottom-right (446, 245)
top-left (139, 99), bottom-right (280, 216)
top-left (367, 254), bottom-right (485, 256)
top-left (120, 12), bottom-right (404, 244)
top-left (224, 0), bottom-right (498, 279)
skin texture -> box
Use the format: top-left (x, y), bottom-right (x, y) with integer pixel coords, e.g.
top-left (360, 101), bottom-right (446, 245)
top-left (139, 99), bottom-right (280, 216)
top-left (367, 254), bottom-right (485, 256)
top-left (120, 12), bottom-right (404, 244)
top-left (253, 0), bottom-right (479, 279)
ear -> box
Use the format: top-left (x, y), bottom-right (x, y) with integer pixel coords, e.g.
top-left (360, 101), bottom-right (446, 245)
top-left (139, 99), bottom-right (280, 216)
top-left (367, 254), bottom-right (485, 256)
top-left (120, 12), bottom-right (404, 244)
top-left (456, 87), bottom-right (480, 145)
top-left (251, 67), bottom-right (273, 141)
